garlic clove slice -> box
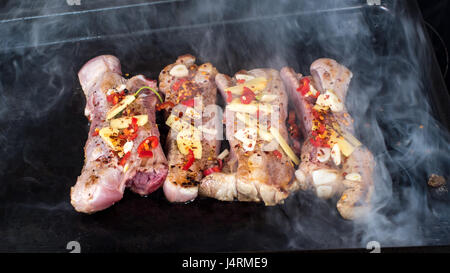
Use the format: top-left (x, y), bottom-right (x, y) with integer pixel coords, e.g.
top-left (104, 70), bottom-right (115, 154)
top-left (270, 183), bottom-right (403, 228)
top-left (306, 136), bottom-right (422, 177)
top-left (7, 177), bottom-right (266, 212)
top-left (169, 64), bottom-right (189, 78)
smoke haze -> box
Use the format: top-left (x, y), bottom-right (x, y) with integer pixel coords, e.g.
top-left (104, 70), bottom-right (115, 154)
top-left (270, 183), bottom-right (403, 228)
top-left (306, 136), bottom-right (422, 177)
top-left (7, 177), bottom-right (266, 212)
top-left (0, 0), bottom-right (449, 251)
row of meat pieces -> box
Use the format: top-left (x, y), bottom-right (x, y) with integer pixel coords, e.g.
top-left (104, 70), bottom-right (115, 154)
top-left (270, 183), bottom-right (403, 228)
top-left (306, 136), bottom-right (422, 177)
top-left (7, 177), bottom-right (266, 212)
top-left (70, 54), bottom-right (374, 220)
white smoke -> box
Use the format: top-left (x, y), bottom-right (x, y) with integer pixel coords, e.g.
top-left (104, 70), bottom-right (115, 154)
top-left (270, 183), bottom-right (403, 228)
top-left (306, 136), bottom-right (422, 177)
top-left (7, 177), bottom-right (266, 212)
top-left (0, 0), bottom-right (449, 251)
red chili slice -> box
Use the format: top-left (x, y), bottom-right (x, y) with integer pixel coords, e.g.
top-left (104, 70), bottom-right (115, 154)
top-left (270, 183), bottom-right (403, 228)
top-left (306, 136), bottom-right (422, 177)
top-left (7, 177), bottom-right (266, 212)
top-left (240, 87), bottom-right (255, 104)
top-left (113, 95), bottom-right (120, 105)
top-left (226, 91), bottom-right (233, 103)
top-left (172, 78), bottom-right (187, 92)
top-left (137, 141), bottom-right (145, 154)
top-left (150, 137), bottom-right (159, 148)
top-left (237, 79), bottom-right (245, 84)
top-left (182, 149), bottom-right (195, 170)
top-left (203, 166), bottom-right (221, 176)
top-left (138, 150), bottom-right (153, 158)
top-left (181, 98), bottom-right (195, 107)
top-left (202, 159), bottom-right (223, 176)
top-left (297, 77), bottom-right (310, 96)
top-left (309, 137), bottom-right (319, 147)
top-left (273, 150), bottom-right (282, 159)
top-left (107, 91), bottom-right (126, 105)
top-left (92, 128), bottom-right (99, 136)
top-left (107, 93), bottom-right (115, 103)
top-left (309, 136), bottom-right (330, 148)
top-left (129, 117), bottom-right (139, 140)
top-left (128, 132), bottom-right (138, 141)
top-left (137, 136), bottom-right (159, 155)
top-left (312, 90), bottom-right (320, 99)
top-left (119, 119), bottom-right (139, 141)
top-left (118, 133), bottom-right (127, 139)
top-left (318, 123), bottom-right (326, 134)
top-left (312, 109), bottom-right (321, 119)
top-left (119, 152), bottom-right (131, 166)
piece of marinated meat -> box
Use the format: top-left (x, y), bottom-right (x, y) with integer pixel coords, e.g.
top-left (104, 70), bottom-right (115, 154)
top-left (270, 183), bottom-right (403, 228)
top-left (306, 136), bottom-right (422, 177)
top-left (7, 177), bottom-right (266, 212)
top-left (199, 69), bottom-right (299, 205)
top-left (122, 75), bottom-right (169, 195)
top-left (71, 55), bottom-right (168, 213)
top-left (280, 69), bottom-right (343, 198)
top-left (280, 58), bottom-right (374, 219)
top-left (158, 54), bottom-right (221, 203)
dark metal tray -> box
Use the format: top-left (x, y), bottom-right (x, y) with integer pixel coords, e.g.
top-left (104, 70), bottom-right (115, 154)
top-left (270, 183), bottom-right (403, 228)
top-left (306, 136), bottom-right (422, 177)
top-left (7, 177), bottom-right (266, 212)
top-left (0, 0), bottom-right (449, 252)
